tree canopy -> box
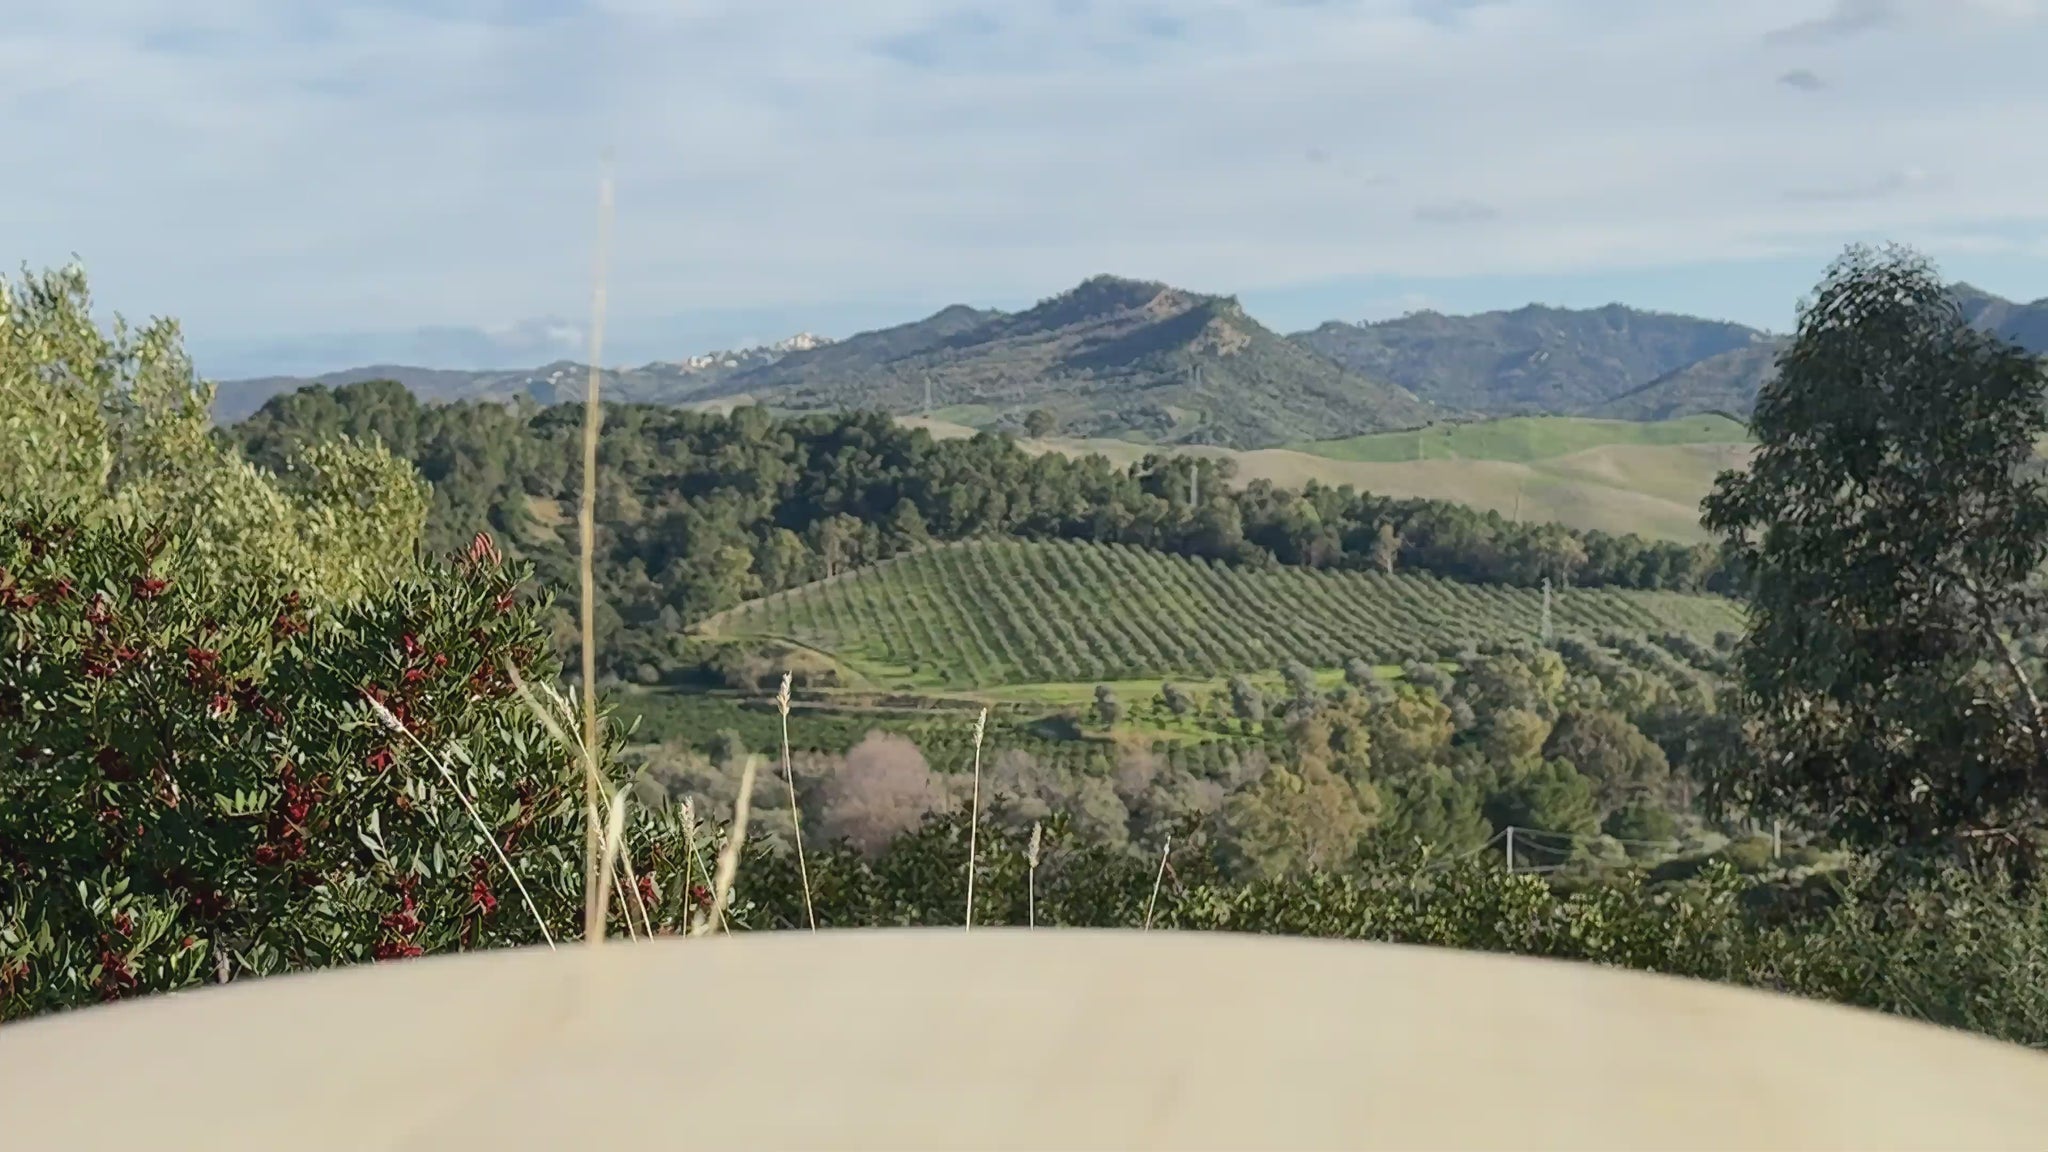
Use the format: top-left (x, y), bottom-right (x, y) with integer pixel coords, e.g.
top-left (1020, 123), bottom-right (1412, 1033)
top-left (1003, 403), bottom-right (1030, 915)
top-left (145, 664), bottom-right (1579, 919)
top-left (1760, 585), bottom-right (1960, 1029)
top-left (1703, 244), bottom-right (2048, 874)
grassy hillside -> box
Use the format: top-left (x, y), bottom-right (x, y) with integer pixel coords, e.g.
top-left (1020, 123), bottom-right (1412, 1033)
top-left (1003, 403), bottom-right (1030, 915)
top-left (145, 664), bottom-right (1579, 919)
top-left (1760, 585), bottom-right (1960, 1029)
top-left (979, 415), bottom-right (1754, 543)
top-left (1288, 414), bottom-right (1749, 463)
top-left (697, 538), bottom-right (1744, 690)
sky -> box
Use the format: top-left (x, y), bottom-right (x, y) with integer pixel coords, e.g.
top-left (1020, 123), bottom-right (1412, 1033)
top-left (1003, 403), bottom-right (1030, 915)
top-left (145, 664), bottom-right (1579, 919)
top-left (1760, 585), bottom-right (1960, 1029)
top-left (8, 0), bottom-right (2048, 378)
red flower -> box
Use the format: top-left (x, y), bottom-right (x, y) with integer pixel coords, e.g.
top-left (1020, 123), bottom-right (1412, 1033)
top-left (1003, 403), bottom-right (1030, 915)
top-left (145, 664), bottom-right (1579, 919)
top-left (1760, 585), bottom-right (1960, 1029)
top-left (252, 844), bottom-right (280, 866)
top-left (380, 891), bottom-right (423, 938)
top-left (84, 591), bottom-right (112, 626)
top-left (132, 575), bottom-right (169, 600)
top-left (689, 884), bottom-right (713, 909)
top-left (44, 576), bottom-right (74, 601)
top-left (207, 694), bottom-right (233, 719)
top-left (401, 632), bottom-right (422, 658)
top-left (95, 950), bottom-right (135, 999)
top-left (374, 939), bottom-right (425, 961)
top-left (636, 873), bottom-right (658, 912)
top-left (464, 531), bottom-right (502, 569)
top-left (402, 667), bottom-right (426, 685)
top-left (471, 876), bottom-right (498, 916)
top-left (112, 911), bottom-right (136, 936)
top-left (493, 591), bottom-right (516, 615)
top-left (366, 746), bottom-right (394, 773)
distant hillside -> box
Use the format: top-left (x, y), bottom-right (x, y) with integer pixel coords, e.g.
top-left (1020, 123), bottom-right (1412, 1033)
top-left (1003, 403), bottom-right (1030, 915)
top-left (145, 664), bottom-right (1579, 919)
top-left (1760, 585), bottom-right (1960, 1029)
top-left (1593, 284), bottom-right (2048, 421)
top-left (1290, 304), bottom-right (1771, 416)
top-left (1592, 343), bottom-right (1783, 422)
top-left (208, 335), bottom-right (833, 424)
top-left (687, 275), bottom-right (1434, 447)
top-left (215, 279), bottom-right (2048, 433)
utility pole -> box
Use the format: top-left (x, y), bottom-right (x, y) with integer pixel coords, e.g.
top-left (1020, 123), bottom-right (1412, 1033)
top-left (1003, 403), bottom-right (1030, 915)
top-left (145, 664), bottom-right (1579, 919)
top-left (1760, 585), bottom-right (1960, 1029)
top-left (1189, 463), bottom-right (1199, 507)
top-left (1541, 577), bottom-right (1552, 644)
top-left (1505, 826), bottom-right (1516, 874)
top-left (1771, 819), bottom-right (1782, 861)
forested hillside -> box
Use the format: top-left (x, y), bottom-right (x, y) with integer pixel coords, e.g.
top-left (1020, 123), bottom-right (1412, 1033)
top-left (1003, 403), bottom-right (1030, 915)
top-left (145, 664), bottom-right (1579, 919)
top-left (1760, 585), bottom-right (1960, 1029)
top-left (1292, 304), bottom-right (1769, 415)
top-left (230, 380), bottom-right (1726, 680)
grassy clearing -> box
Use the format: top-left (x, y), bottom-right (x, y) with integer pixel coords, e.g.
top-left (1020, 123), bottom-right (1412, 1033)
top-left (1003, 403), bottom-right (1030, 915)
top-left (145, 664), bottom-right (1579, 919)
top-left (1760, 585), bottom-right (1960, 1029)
top-left (978, 666), bottom-right (1397, 707)
top-left (961, 416), bottom-right (1756, 543)
top-left (698, 538), bottom-right (1743, 691)
top-left (1287, 414), bottom-right (1751, 464)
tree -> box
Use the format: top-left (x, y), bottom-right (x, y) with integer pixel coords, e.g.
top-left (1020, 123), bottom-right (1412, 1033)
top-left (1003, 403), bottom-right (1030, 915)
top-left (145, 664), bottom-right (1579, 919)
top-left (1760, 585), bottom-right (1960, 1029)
top-left (1484, 759), bottom-right (1600, 845)
top-left (1543, 709), bottom-right (1669, 818)
top-left (1369, 521), bottom-right (1401, 575)
top-left (1281, 660), bottom-right (1319, 714)
top-left (0, 265), bottom-right (425, 604)
top-left (811, 734), bottom-right (955, 857)
top-left (1159, 681), bottom-right (1193, 717)
top-left (1375, 767), bottom-right (1492, 856)
top-left (1701, 245), bottom-right (2048, 875)
top-left (1227, 676), bottom-right (1266, 724)
top-left (1218, 759), bottom-right (1373, 879)
top-left (1092, 684), bottom-right (1122, 728)
top-left (1023, 409), bottom-right (1058, 438)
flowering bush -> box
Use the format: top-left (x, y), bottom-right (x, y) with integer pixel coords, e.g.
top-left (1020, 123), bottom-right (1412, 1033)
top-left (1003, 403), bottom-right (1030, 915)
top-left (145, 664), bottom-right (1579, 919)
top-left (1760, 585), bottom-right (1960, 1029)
top-left (0, 510), bottom-right (709, 1020)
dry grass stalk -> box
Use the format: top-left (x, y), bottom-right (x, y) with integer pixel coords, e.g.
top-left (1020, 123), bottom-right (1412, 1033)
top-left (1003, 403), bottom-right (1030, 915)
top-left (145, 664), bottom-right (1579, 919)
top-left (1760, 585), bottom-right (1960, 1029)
top-left (691, 753), bottom-right (759, 938)
top-left (1144, 834), bottom-right (1172, 931)
top-left (574, 167), bottom-right (615, 939)
top-left (1027, 820), bottom-right (1042, 930)
top-left (592, 785), bottom-right (634, 941)
top-left (364, 693), bottom-right (556, 950)
top-left (777, 672), bottom-right (816, 930)
top-left (678, 799), bottom-right (729, 935)
top-left (963, 707), bottom-right (988, 931)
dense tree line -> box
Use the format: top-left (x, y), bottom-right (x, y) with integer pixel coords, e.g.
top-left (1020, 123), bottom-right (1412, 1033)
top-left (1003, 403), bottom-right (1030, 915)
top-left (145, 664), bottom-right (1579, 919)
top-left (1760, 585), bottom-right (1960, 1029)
top-left (229, 382), bottom-right (1726, 674)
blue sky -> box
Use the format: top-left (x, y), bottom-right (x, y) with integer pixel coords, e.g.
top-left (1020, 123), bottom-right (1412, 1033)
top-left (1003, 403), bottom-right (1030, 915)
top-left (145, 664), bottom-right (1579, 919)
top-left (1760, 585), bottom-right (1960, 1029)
top-left (8, 0), bottom-right (2048, 377)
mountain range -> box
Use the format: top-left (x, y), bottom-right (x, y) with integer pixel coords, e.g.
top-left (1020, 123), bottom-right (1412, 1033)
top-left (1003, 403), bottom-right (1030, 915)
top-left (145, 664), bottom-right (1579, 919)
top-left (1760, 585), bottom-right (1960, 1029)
top-left (215, 276), bottom-right (2048, 447)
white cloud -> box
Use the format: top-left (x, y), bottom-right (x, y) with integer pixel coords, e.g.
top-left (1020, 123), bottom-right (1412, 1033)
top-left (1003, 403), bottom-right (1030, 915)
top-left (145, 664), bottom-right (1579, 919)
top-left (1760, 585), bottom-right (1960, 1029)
top-left (5, 0), bottom-right (2048, 345)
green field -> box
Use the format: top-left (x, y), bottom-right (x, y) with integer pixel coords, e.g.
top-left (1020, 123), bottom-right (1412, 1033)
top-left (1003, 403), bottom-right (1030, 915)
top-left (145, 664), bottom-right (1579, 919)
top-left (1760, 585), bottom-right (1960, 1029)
top-left (697, 539), bottom-right (1745, 690)
top-left (975, 415), bottom-right (1758, 543)
top-left (1289, 414), bottom-right (1752, 464)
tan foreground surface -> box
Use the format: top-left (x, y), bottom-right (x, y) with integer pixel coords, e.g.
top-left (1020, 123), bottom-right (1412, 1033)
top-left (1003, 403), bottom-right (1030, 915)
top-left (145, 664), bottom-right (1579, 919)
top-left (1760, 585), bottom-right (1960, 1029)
top-left (5, 929), bottom-right (2048, 1150)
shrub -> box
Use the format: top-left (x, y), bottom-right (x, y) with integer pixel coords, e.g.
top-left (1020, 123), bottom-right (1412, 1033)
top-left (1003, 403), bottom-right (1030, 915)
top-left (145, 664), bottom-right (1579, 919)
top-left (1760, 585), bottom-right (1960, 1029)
top-left (0, 510), bottom-right (707, 1019)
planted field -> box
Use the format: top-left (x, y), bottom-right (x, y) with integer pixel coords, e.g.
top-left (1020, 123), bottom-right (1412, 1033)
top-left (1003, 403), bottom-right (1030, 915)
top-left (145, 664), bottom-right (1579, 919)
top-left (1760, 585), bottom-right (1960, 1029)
top-left (1286, 415), bottom-right (1751, 464)
top-left (699, 539), bottom-right (1745, 690)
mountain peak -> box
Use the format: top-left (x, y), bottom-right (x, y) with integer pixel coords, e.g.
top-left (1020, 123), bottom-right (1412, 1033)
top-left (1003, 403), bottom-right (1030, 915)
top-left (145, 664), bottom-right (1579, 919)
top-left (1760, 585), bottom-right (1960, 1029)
top-left (1017, 274), bottom-right (1210, 331)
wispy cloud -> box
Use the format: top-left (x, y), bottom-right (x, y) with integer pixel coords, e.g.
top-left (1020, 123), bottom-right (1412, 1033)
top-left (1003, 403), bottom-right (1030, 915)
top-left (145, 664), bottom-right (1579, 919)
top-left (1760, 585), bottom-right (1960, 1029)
top-left (1414, 199), bottom-right (1499, 225)
top-left (1782, 165), bottom-right (1934, 203)
top-left (5, 0), bottom-right (2048, 361)
top-left (1777, 68), bottom-right (1826, 91)
top-left (1767, 0), bottom-right (1899, 43)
